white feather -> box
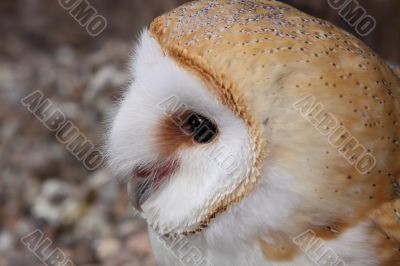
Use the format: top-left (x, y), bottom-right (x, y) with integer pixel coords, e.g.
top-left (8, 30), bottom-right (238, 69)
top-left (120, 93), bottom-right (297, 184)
top-left (108, 30), bottom-right (378, 266)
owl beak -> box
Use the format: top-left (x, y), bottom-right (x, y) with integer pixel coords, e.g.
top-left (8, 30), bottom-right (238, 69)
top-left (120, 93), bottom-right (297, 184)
top-left (127, 159), bottom-right (178, 212)
top-left (127, 177), bottom-right (146, 212)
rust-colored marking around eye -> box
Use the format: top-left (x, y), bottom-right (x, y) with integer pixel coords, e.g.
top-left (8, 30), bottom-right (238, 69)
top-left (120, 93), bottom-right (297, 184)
top-left (155, 111), bottom-right (196, 157)
top-left (155, 110), bottom-right (219, 156)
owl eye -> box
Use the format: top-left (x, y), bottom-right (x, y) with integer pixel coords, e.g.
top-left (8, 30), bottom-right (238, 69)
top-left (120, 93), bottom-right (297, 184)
top-left (182, 112), bottom-right (218, 144)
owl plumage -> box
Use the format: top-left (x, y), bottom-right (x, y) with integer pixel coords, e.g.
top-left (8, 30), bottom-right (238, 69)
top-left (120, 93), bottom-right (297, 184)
top-left (108, 0), bottom-right (400, 265)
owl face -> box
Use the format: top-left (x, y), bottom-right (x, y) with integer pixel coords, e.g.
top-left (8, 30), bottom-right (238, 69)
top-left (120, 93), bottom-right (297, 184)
top-left (108, 31), bottom-right (256, 234)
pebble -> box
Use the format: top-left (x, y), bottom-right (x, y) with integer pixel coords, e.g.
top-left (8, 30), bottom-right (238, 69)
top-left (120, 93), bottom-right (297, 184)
top-left (0, 1), bottom-right (157, 265)
top-left (0, 232), bottom-right (14, 253)
top-left (126, 232), bottom-right (153, 256)
top-left (96, 237), bottom-right (122, 261)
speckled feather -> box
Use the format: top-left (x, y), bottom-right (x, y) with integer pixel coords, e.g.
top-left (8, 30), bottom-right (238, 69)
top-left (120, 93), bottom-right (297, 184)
top-left (149, 0), bottom-right (400, 263)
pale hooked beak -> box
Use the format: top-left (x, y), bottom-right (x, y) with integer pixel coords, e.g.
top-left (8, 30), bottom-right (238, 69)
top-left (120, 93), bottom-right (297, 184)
top-left (127, 159), bottom-right (178, 212)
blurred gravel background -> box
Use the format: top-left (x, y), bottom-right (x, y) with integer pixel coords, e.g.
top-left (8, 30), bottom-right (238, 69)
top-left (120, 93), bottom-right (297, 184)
top-left (0, 0), bottom-right (398, 266)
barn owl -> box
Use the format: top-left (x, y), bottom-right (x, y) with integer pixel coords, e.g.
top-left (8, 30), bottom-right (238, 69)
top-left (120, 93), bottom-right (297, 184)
top-left (107, 0), bottom-right (400, 265)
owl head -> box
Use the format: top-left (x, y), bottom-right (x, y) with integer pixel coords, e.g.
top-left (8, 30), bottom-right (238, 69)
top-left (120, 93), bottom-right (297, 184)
top-left (107, 30), bottom-right (261, 235)
top-left (108, 0), bottom-right (400, 237)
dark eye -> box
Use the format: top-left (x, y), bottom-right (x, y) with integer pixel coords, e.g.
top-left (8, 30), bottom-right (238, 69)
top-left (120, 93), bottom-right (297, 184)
top-left (182, 112), bottom-right (218, 144)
